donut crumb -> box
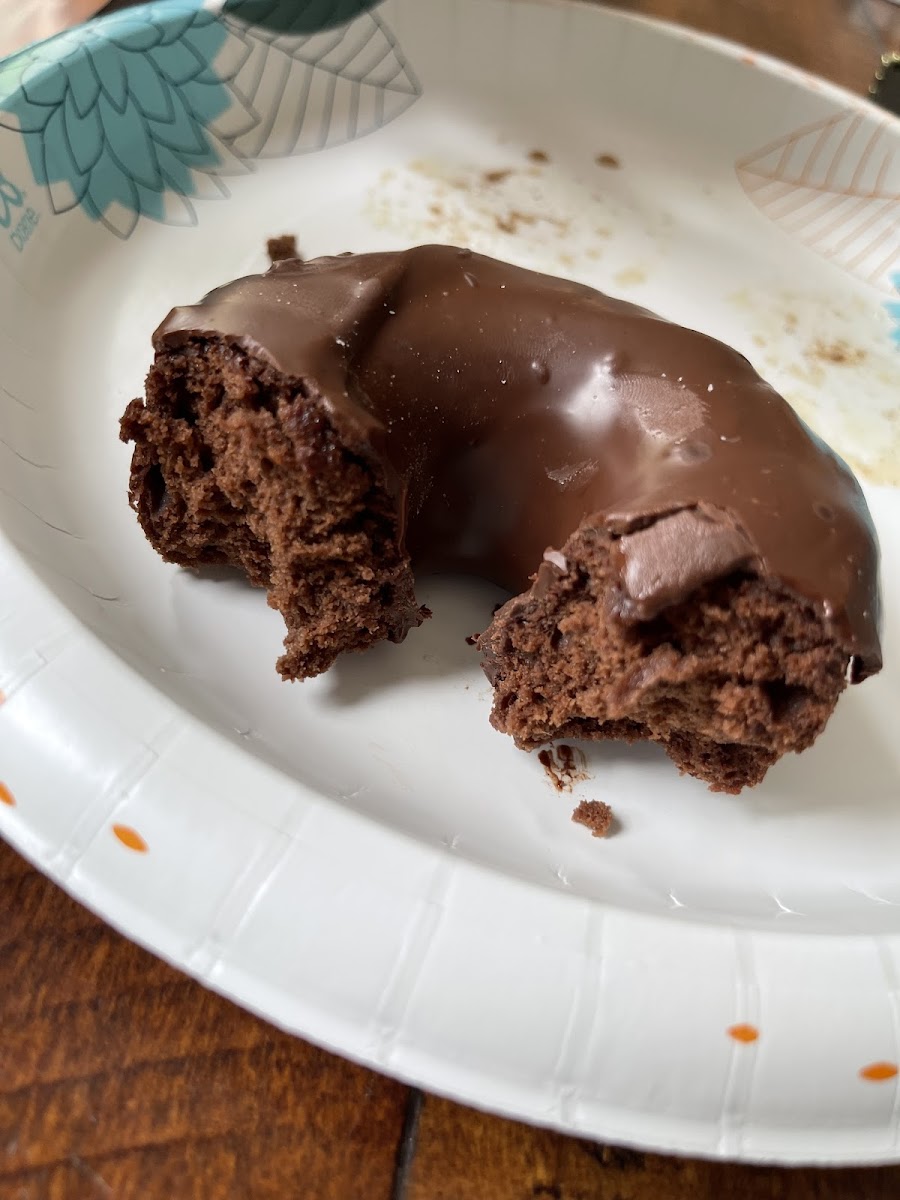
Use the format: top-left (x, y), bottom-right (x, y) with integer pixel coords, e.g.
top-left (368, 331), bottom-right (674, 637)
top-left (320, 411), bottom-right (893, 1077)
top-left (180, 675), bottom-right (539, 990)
top-left (572, 799), bottom-right (614, 838)
top-left (267, 235), bottom-right (300, 264)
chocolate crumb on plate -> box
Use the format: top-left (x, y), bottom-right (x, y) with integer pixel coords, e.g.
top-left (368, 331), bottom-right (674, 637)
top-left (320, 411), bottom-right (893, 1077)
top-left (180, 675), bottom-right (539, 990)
top-left (572, 798), bottom-right (614, 838)
top-left (267, 234), bottom-right (300, 264)
top-left (596, 153), bottom-right (621, 168)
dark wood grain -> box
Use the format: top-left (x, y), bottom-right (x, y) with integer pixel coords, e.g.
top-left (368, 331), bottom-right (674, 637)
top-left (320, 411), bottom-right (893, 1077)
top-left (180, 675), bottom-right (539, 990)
top-left (0, 842), bottom-right (409, 1200)
top-left (404, 1096), bottom-right (900, 1200)
top-left (3, 2), bottom-right (900, 1198)
top-left (4, 826), bottom-right (900, 1200)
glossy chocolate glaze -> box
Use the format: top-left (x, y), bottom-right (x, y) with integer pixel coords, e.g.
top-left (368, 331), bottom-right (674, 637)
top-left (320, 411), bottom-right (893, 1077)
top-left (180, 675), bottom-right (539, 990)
top-left (156, 245), bottom-right (882, 678)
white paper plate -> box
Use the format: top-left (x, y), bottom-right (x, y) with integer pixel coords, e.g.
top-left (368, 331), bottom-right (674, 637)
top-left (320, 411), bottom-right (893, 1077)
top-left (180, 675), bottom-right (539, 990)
top-left (1, 0), bottom-right (900, 1165)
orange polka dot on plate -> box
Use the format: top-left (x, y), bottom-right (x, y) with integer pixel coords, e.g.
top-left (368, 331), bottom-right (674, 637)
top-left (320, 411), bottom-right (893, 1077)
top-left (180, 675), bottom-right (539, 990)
top-left (0, 782), bottom-right (15, 806)
top-left (112, 824), bottom-right (148, 853)
top-left (727, 1023), bottom-right (759, 1044)
top-left (860, 1062), bottom-right (898, 1083)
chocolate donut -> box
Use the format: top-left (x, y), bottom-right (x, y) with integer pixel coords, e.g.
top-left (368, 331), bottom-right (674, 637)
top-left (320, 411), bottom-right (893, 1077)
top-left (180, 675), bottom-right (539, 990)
top-left (120, 245), bottom-right (881, 791)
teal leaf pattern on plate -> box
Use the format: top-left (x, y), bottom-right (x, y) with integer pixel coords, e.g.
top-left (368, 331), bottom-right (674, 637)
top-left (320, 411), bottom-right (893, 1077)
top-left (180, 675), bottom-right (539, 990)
top-left (222, 0), bottom-right (383, 35)
top-left (0, 1), bottom-right (254, 237)
top-left (0, 0), bottom-right (420, 238)
top-left (219, 0), bottom-right (420, 158)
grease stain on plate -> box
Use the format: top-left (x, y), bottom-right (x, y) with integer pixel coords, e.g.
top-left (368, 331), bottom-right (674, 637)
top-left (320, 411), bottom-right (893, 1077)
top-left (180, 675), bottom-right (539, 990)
top-left (613, 266), bottom-right (648, 288)
top-left (729, 289), bottom-right (900, 486)
top-left (365, 152), bottom-right (668, 284)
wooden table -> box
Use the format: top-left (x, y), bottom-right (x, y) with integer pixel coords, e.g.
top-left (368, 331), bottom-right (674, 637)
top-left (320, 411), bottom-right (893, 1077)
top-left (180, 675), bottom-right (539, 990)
top-left (3, 2), bottom-right (900, 1197)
